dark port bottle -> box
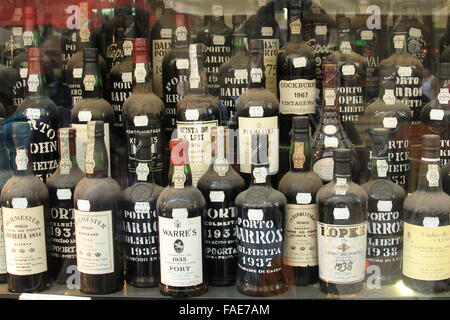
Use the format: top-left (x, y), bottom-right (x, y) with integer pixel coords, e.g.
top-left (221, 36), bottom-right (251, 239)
top-left (247, 0), bottom-right (281, 96)
top-left (236, 39), bottom-right (280, 185)
top-left (235, 132), bottom-right (287, 297)
top-left (197, 3), bottom-right (233, 97)
top-left (71, 48), bottom-right (114, 176)
top-left (391, 0), bottom-right (432, 72)
top-left (363, 78), bottom-right (412, 190)
top-left (353, 1), bottom-right (383, 102)
top-left (404, 135), bottom-right (450, 293)
top-left (218, 15), bottom-right (249, 126)
top-left (326, 16), bottom-right (367, 153)
top-left (421, 63), bottom-right (450, 167)
top-left (121, 131), bottom-right (163, 287)
top-left (46, 128), bottom-right (84, 284)
top-left (362, 128), bottom-right (405, 285)
top-left (277, 0), bottom-right (317, 146)
top-left (12, 7), bottom-right (40, 111)
top-left (311, 61), bottom-right (361, 184)
top-left (15, 48), bottom-right (59, 183)
top-left (197, 126), bottom-right (245, 286)
top-left (317, 148), bottom-right (368, 295)
top-left (157, 140), bottom-right (207, 297)
top-left (73, 121), bottom-right (124, 294)
top-left (151, 0), bottom-right (175, 98)
top-left (176, 44), bottom-right (221, 186)
top-left (302, 0), bottom-right (336, 96)
top-left (278, 117), bottom-right (323, 286)
top-left (0, 125), bottom-right (13, 283)
top-left (162, 12), bottom-right (190, 140)
top-left (123, 38), bottom-right (166, 187)
top-left (1, 122), bottom-right (52, 293)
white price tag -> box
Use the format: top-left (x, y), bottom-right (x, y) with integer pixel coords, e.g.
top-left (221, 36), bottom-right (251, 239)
top-left (122, 72), bottom-right (132, 83)
top-left (409, 28), bottom-right (422, 38)
top-left (248, 209), bottom-right (264, 221)
top-left (423, 217), bottom-right (440, 228)
top-left (209, 191), bottom-right (225, 203)
top-left (398, 66), bottom-right (412, 77)
top-left (361, 30), bottom-right (373, 40)
top-left (261, 27), bottom-right (273, 37)
top-left (249, 106), bottom-right (264, 117)
top-left (383, 117), bottom-right (398, 129)
top-left (160, 28), bottom-right (172, 39)
top-left (324, 136), bottom-right (338, 148)
top-left (296, 193), bottom-right (312, 205)
top-left (333, 207), bottom-right (350, 220)
top-left (73, 68), bottom-right (83, 79)
top-left (377, 200), bottom-right (392, 212)
top-left (342, 64), bottom-right (355, 76)
top-left (430, 109), bottom-right (444, 121)
top-left (323, 125), bottom-right (337, 135)
top-left (315, 25), bottom-right (327, 35)
top-left (12, 27), bottom-right (22, 36)
top-left (20, 68), bottom-right (28, 78)
top-left (26, 108), bottom-right (41, 120)
top-left (213, 35), bottom-right (225, 45)
top-left (134, 115), bottom-right (149, 127)
top-left (172, 208), bottom-right (188, 219)
top-left (12, 198), bottom-right (27, 209)
top-left (185, 109), bottom-right (199, 121)
top-left (78, 110), bottom-right (92, 122)
top-left (234, 69), bottom-right (248, 80)
top-left (135, 202), bottom-right (150, 214)
top-left (77, 200), bottom-right (90, 212)
top-left (176, 59), bottom-right (189, 70)
top-left (57, 189), bottom-right (72, 200)
top-left (293, 57), bottom-right (307, 68)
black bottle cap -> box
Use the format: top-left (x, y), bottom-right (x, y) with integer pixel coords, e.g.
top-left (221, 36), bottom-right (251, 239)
top-left (333, 148), bottom-right (351, 162)
top-left (232, 14), bottom-right (247, 26)
top-left (422, 134), bottom-right (440, 159)
top-left (336, 16), bottom-right (351, 29)
top-left (439, 63), bottom-right (450, 78)
top-left (12, 122), bottom-right (32, 147)
top-left (249, 39), bottom-right (264, 52)
top-left (369, 128), bottom-right (390, 158)
top-left (83, 48), bottom-right (98, 62)
top-left (251, 133), bottom-right (269, 165)
top-left (292, 116), bottom-right (309, 134)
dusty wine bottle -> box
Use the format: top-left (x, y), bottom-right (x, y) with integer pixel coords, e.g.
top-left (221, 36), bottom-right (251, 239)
top-left (1, 122), bottom-right (52, 293)
top-left (157, 139), bottom-right (207, 297)
top-left (73, 121), bottom-right (124, 294)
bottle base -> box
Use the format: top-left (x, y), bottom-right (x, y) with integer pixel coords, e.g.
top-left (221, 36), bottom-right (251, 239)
top-left (160, 283), bottom-right (208, 297)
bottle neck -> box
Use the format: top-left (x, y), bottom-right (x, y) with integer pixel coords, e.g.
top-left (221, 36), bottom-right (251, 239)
top-left (135, 159), bottom-right (155, 183)
top-left (0, 142), bottom-right (11, 172)
top-left (437, 78), bottom-right (450, 106)
top-left (58, 131), bottom-right (79, 175)
top-left (23, 24), bottom-right (40, 48)
top-left (290, 132), bottom-right (311, 173)
top-left (132, 59), bottom-right (152, 93)
top-left (14, 146), bottom-right (33, 176)
top-left (82, 60), bottom-right (103, 99)
top-left (188, 48), bottom-right (207, 95)
top-left (169, 163), bottom-right (193, 188)
top-left (393, 34), bottom-right (408, 54)
top-left (248, 51), bottom-right (265, 89)
top-left (404, 3), bottom-right (419, 21)
top-left (417, 157), bottom-right (442, 192)
top-left (370, 155), bottom-right (390, 180)
top-left (86, 135), bottom-right (109, 178)
top-left (231, 33), bottom-right (247, 55)
top-left (287, 6), bottom-right (302, 43)
top-left (333, 161), bottom-right (352, 183)
top-left (250, 163), bottom-right (271, 187)
top-left (26, 70), bottom-right (47, 98)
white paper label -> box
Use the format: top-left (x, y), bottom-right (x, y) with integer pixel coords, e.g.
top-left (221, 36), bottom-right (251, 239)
top-left (377, 200), bottom-right (393, 212)
top-left (213, 35), bottom-right (225, 45)
top-left (57, 189), bottom-right (72, 200)
top-left (133, 115), bottom-right (149, 127)
top-left (11, 198), bottom-right (27, 209)
top-left (324, 89), bottom-right (336, 106)
top-left (185, 109), bottom-right (199, 121)
top-left (73, 68), bottom-right (83, 79)
top-left (135, 63), bottom-right (147, 83)
top-left (77, 199), bottom-right (90, 212)
top-left (398, 66), bottom-right (412, 77)
top-left (340, 41), bottom-right (352, 54)
top-left (74, 210), bottom-right (114, 274)
top-left (123, 40), bottom-right (133, 56)
top-left (333, 207), bottom-right (350, 220)
top-left (261, 27), bottom-right (273, 37)
top-left (172, 208), bottom-right (189, 219)
top-left (159, 215), bottom-right (203, 287)
top-left (12, 27), bottom-right (22, 36)
top-left (426, 164), bottom-right (439, 187)
top-left (376, 159), bottom-right (388, 177)
top-left (247, 209), bottom-right (264, 221)
top-left (209, 191), bottom-right (225, 203)
top-left (393, 35), bottom-right (405, 49)
top-left (253, 167), bottom-right (268, 183)
top-left (409, 27), bottom-right (422, 38)
top-left (334, 178), bottom-right (348, 195)
top-left (20, 68), bottom-right (28, 79)
top-left (323, 125), bottom-right (337, 135)
top-left (23, 31), bottom-right (34, 46)
top-left (296, 193), bottom-right (312, 205)
top-left (135, 202), bottom-right (150, 214)
top-left (361, 30), bottom-right (373, 40)
top-left (383, 89), bottom-right (396, 105)
top-left (176, 59), bottom-right (189, 70)
top-left (3, 206), bottom-right (48, 275)
top-left (430, 109), bottom-right (444, 121)
top-left (83, 75), bottom-right (95, 91)
top-left (121, 72), bottom-right (132, 83)
top-left (26, 108), bottom-right (41, 120)
top-left (342, 64), bottom-right (355, 76)
top-left (250, 68), bottom-right (263, 83)
top-left (324, 136), bottom-right (338, 148)
top-left (234, 69), bottom-right (248, 80)
top-left (136, 162), bottom-right (150, 181)
top-left (27, 74), bottom-right (39, 92)
top-left (15, 149), bottom-right (28, 171)
top-left (315, 25), bottom-right (327, 35)
top-left (313, 157), bottom-right (334, 182)
top-left (160, 28), bottom-right (172, 39)
top-left (78, 110), bottom-right (92, 122)
top-left (317, 222), bottom-right (367, 284)
top-left (383, 117), bottom-right (398, 129)
top-left (279, 79), bottom-right (316, 114)
top-left (423, 217), bottom-right (440, 228)
top-left (438, 88), bottom-right (450, 105)
top-left (249, 106), bottom-right (264, 117)
top-left (293, 57), bottom-right (307, 68)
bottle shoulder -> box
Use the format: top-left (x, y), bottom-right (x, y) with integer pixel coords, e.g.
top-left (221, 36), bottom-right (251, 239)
top-left (279, 171), bottom-right (323, 195)
top-left (362, 179), bottom-right (406, 201)
top-left (71, 97), bottom-right (114, 121)
top-left (177, 94), bottom-right (220, 120)
top-left (17, 96), bottom-right (58, 113)
top-left (235, 88), bottom-right (279, 113)
top-left (157, 186), bottom-right (206, 213)
top-left (122, 92), bottom-right (165, 117)
top-left (236, 185), bottom-right (287, 208)
top-left (317, 181), bottom-right (369, 204)
top-left (122, 181), bottom-right (164, 203)
top-left (1, 175), bottom-right (49, 204)
top-left (46, 169), bottom-right (85, 189)
top-left (74, 176), bottom-right (122, 201)
top-left (197, 168), bottom-right (246, 192)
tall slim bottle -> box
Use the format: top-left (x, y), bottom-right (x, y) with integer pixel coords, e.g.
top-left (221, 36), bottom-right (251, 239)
top-left (1, 122), bottom-right (52, 293)
top-left (403, 135), bottom-right (450, 293)
top-left (123, 38), bottom-right (166, 187)
top-left (176, 44), bottom-right (221, 186)
top-left (73, 121), bottom-right (124, 294)
top-left (278, 117), bottom-right (323, 286)
top-left (362, 128), bottom-right (405, 285)
top-left (317, 149), bottom-right (368, 295)
top-left (46, 128), bottom-right (84, 284)
top-left (197, 127), bottom-right (245, 286)
top-left (15, 47), bottom-right (59, 183)
top-left (235, 133), bottom-right (287, 297)
top-left (157, 139), bottom-right (207, 297)
top-left (121, 131), bottom-right (163, 287)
